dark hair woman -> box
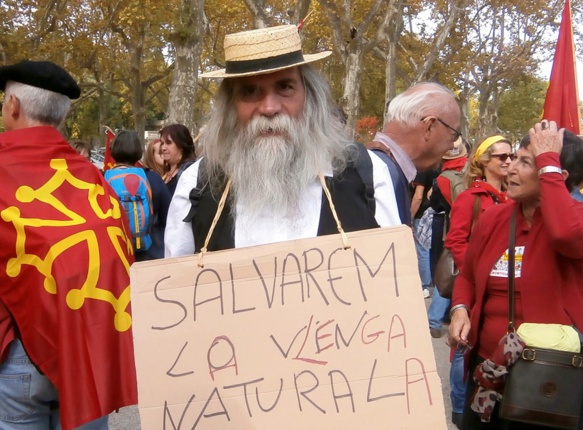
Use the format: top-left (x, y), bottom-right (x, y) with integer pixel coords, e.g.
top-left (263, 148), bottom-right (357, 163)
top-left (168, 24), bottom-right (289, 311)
top-left (159, 124), bottom-right (196, 196)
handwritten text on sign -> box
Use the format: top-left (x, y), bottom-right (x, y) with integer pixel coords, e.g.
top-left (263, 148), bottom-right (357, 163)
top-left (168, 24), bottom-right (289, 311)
top-left (130, 226), bottom-right (447, 429)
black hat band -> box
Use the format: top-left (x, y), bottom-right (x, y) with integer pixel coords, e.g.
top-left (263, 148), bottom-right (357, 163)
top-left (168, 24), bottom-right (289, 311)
top-left (225, 50), bottom-right (304, 75)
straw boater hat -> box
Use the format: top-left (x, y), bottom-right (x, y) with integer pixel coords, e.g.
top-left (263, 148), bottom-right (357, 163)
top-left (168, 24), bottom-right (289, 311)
top-left (442, 137), bottom-right (468, 160)
top-left (200, 25), bottom-right (332, 78)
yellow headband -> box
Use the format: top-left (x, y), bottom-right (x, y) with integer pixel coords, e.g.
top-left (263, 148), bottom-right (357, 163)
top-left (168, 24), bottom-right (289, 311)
top-left (474, 135), bottom-right (509, 161)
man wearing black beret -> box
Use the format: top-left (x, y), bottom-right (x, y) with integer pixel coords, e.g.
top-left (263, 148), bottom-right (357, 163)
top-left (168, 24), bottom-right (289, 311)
top-left (0, 60), bottom-right (137, 429)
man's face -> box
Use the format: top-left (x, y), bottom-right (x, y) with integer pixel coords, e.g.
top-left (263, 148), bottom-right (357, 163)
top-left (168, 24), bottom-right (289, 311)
top-left (419, 103), bottom-right (461, 171)
top-left (232, 67), bottom-right (306, 127)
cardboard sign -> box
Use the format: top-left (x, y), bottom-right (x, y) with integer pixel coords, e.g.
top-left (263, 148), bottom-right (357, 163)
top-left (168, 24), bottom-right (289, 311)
top-left (130, 226), bottom-right (447, 429)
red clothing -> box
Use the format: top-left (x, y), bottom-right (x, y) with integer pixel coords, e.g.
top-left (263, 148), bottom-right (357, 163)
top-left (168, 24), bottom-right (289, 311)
top-left (0, 127), bottom-right (137, 429)
top-left (452, 152), bottom-right (583, 355)
top-left (445, 181), bottom-right (507, 269)
top-left (0, 301), bottom-right (14, 363)
top-left (475, 233), bottom-right (527, 358)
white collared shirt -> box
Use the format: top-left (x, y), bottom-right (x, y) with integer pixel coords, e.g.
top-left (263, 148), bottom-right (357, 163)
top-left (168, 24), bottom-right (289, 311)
top-left (372, 131), bottom-right (417, 183)
top-left (164, 150), bottom-right (401, 257)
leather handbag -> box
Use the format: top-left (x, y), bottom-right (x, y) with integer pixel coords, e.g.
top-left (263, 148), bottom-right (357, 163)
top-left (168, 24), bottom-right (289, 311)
top-left (433, 196), bottom-right (481, 299)
top-left (498, 207), bottom-right (583, 429)
top-left (434, 248), bottom-right (457, 299)
top-left (500, 347), bottom-right (583, 429)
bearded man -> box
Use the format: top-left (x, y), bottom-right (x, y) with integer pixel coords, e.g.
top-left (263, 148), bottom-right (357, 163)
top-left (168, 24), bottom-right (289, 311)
top-left (165, 25), bottom-right (401, 257)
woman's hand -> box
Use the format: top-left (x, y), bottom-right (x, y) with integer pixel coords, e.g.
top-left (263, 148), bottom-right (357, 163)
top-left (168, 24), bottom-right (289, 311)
top-left (448, 307), bottom-right (471, 349)
top-left (529, 120), bottom-right (564, 157)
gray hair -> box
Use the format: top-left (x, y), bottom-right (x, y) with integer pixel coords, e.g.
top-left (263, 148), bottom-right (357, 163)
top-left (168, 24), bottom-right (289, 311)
top-left (200, 64), bottom-right (355, 186)
top-left (385, 82), bottom-right (457, 127)
top-left (5, 81), bottom-right (71, 127)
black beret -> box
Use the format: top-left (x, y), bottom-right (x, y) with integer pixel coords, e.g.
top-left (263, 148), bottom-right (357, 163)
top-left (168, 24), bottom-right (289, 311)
top-left (0, 60), bottom-right (81, 99)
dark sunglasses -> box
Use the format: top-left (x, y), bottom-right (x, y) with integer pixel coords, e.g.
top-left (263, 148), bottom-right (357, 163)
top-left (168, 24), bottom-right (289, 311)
top-left (490, 153), bottom-right (516, 162)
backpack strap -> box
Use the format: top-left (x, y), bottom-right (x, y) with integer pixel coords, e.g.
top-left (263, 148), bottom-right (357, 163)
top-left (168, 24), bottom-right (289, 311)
top-left (183, 160), bottom-right (235, 253)
top-left (183, 159), bottom-right (208, 225)
top-left (317, 146), bottom-right (378, 236)
top-left (353, 144), bottom-right (375, 214)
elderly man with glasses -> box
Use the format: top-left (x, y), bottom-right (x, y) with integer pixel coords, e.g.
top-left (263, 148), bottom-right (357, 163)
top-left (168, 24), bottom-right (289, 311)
top-left (366, 82), bottom-right (461, 226)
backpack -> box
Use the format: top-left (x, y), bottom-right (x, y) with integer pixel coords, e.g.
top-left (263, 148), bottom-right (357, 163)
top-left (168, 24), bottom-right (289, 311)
top-left (440, 168), bottom-right (467, 205)
top-left (105, 167), bottom-right (153, 252)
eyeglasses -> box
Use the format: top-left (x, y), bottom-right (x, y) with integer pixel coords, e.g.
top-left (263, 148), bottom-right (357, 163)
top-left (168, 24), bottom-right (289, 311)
top-left (420, 116), bottom-right (462, 140)
top-left (490, 153), bottom-right (516, 162)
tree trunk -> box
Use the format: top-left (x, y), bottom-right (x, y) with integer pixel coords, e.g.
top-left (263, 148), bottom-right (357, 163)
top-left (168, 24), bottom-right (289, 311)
top-left (98, 73), bottom-right (114, 148)
top-left (458, 72), bottom-right (472, 140)
top-left (384, 3), bottom-right (405, 124)
top-left (130, 30), bottom-right (146, 145)
top-left (243, 0), bottom-right (268, 28)
top-left (166, 43), bottom-right (201, 133)
top-left (166, 0), bottom-right (205, 136)
top-left (413, 0), bottom-right (466, 83)
top-left (342, 50), bottom-right (363, 137)
top-left (477, 82), bottom-right (492, 138)
top-left (385, 40), bottom-right (398, 108)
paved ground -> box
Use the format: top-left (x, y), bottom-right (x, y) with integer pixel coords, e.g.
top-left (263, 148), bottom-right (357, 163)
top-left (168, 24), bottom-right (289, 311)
top-left (109, 288), bottom-right (458, 429)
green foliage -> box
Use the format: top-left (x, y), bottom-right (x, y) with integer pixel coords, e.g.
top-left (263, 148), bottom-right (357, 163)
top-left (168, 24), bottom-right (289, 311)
top-left (2, 0), bottom-right (582, 145)
top-left (498, 75), bottom-right (547, 141)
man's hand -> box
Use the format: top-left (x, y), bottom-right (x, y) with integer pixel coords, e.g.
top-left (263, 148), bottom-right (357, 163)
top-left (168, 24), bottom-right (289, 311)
top-left (529, 120), bottom-right (564, 157)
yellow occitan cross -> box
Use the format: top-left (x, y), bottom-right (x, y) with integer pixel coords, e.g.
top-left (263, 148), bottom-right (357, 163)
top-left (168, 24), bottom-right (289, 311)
top-left (1, 159), bottom-right (134, 332)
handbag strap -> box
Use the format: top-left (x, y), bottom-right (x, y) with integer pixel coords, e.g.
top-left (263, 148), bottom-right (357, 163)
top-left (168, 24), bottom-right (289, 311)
top-left (469, 195), bottom-right (481, 233)
top-left (507, 206), bottom-right (518, 331)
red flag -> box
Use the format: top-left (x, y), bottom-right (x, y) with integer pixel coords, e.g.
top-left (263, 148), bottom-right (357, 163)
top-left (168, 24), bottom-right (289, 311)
top-left (0, 126), bottom-right (137, 429)
top-left (102, 125), bottom-right (116, 171)
top-left (542, 0), bottom-right (581, 134)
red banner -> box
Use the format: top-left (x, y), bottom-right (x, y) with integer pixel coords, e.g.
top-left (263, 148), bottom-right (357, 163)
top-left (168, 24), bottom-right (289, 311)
top-left (0, 126), bottom-right (137, 429)
top-left (102, 125), bottom-right (116, 171)
top-left (542, 0), bottom-right (581, 134)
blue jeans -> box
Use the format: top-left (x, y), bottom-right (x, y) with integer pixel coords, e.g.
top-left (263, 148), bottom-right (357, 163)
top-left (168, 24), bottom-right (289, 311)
top-left (428, 287), bottom-right (451, 329)
top-left (414, 218), bottom-right (432, 289)
top-left (450, 348), bottom-right (467, 414)
top-left (0, 340), bottom-right (108, 430)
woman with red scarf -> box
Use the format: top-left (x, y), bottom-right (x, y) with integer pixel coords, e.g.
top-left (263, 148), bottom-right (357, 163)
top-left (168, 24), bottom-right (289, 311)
top-left (445, 135), bottom-right (513, 266)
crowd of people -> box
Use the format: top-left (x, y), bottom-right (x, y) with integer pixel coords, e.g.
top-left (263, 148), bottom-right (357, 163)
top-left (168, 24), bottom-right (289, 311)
top-left (0, 23), bottom-right (582, 430)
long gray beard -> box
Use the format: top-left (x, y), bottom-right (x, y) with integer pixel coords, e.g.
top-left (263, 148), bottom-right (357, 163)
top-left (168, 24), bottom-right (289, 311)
top-left (224, 115), bottom-right (328, 221)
